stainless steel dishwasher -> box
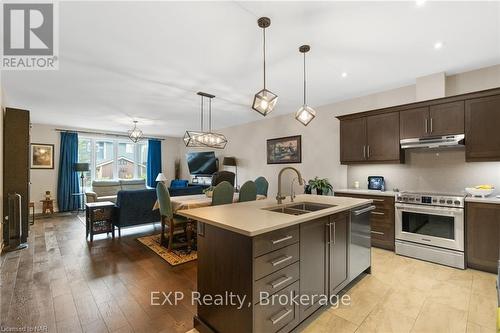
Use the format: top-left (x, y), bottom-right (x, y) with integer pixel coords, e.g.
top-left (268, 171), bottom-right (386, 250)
top-left (349, 205), bottom-right (375, 281)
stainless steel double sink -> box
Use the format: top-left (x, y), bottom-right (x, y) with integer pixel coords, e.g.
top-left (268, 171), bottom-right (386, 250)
top-left (263, 202), bottom-right (337, 216)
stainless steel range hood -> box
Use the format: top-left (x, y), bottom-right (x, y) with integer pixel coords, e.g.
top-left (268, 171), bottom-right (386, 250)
top-left (400, 134), bottom-right (465, 149)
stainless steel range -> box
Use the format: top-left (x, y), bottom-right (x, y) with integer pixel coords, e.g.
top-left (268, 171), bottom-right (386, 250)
top-left (395, 191), bottom-right (465, 269)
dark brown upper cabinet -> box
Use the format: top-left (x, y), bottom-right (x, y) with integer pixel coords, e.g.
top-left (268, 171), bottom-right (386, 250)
top-left (465, 95), bottom-right (500, 161)
top-left (400, 102), bottom-right (464, 139)
top-left (340, 117), bottom-right (366, 163)
top-left (429, 101), bottom-right (464, 136)
top-left (366, 112), bottom-right (401, 162)
top-left (400, 107), bottom-right (429, 139)
top-left (340, 113), bottom-right (402, 164)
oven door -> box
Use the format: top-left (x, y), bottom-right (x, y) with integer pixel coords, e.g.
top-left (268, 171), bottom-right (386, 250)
top-left (395, 203), bottom-right (464, 251)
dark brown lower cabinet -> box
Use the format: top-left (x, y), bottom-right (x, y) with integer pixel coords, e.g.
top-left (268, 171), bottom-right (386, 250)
top-left (195, 211), bottom-right (353, 333)
top-left (335, 192), bottom-right (395, 250)
top-left (466, 202), bottom-right (500, 273)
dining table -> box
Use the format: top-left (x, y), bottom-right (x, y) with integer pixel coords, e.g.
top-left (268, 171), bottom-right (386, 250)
top-left (152, 193), bottom-right (267, 212)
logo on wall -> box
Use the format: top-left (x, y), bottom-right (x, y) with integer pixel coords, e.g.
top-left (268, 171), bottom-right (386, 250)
top-left (1, 2), bottom-right (59, 70)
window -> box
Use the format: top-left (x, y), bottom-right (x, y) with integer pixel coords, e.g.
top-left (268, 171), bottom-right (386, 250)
top-left (78, 136), bottom-right (148, 185)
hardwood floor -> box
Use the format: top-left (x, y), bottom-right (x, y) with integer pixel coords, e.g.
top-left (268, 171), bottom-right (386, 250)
top-left (0, 214), bottom-right (197, 333)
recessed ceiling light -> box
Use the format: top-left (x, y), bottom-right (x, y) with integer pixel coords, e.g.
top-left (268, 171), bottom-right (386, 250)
top-left (341, 72), bottom-right (348, 78)
top-left (416, 0), bottom-right (426, 7)
top-left (434, 41), bottom-right (444, 50)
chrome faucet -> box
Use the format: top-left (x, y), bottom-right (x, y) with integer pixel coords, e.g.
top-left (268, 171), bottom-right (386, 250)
top-left (290, 177), bottom-right (306, 202)
top-left (276, 167), bottom-right (304, 204)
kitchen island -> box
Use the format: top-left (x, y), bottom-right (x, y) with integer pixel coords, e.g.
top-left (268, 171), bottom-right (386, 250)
top-left (178, 194), bottom-right (373, 333)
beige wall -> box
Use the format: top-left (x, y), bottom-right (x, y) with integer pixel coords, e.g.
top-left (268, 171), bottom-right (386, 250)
top-left (29, 123), bottom-right (181, 213)
top-left (179, 64), bottom-right (500, 198)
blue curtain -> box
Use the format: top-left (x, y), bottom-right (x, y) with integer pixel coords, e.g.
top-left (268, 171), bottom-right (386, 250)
top-left (147, 139), bottom-right (162, 188)
top-left (57, 132), bottom-right (80, 211)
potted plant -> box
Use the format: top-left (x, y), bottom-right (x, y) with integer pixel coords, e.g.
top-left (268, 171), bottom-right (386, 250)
top-left (308, 177), bottom-right (333, 195)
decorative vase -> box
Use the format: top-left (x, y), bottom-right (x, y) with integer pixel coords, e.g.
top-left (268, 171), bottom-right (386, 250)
top-left (316, 189), bottom-right (323, 195)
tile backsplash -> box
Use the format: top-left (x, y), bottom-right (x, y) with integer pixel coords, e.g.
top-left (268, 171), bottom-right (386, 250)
top-left (347, 149), bottom-right (500, 195)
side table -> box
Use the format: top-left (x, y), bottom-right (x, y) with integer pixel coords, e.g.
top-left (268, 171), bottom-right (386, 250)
top-left (85, 201), bottom-right (115, 242)
top-left (40, 199), bottom-right (54, 215)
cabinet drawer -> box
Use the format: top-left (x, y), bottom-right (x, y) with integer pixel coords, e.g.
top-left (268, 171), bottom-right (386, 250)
top-left (253, 262), bottom-right (299, 302)
top-left (253, 225), bottom-right (299, 258)
top-left (254, 243), bottom-right (299, 280)
top-left (254, 281), bottom-right (299, 333)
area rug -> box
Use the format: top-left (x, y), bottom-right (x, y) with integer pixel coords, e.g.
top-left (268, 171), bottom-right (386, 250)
top-left (137, 234), bottom-right (197, 266)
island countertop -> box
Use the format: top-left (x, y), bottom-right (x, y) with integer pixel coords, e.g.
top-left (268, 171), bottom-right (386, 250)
top-left (176, 194), bottom-right (372, 236)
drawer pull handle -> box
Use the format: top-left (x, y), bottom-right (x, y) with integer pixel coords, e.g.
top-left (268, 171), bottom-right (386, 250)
top-left (271, 235), bottom-right (293, 245)
top-left (271, 255), bottom-right (293, 267)
top-left (271, 308), bottom-right (292, 325)
top-left (371, 231), bottom-right (385, 235)
top-left (270, 276), bottom-right (293, 289)
top-left (371, 211), bottom-right (385, 215)
top-left (373, 199), bottom-right (385, 202)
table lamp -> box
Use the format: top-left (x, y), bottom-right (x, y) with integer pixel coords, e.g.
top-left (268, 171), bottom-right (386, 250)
top-left (156, 173), bottom-right (168, 185)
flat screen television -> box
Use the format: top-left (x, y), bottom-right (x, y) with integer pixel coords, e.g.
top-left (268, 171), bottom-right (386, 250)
top-left (186, 151), bottom-right (217, 176)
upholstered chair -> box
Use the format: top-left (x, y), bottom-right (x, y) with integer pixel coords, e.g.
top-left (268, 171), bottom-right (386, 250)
top-left (255, 176), bottom-right (269, 197)
top-left (238, 181), bottom-right (257, 202)
top-left (211, 181), bottom-right (235, 206)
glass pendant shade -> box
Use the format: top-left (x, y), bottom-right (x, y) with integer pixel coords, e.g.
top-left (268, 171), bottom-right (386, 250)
top-left (295, 105), bottom-right (316, 126)
top-left (252, 88), bottom-right (278, 116)
top-left (128, 121), bottom-right (143, 143)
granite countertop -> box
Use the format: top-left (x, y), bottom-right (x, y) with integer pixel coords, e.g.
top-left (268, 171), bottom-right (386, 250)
top-left (334, 188), bottom-right (399, 197)
top-left (464, 195), bottom-right (500, 205)
top-left (176, 194), bottom-right (372, 236)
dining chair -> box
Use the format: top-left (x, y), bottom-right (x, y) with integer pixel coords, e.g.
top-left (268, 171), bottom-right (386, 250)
top-left (156, 182), bottom-right (193, 251)
top-left (255, 176), bottom-right (269, 197)
top-left (239, 181), bottom-right (257, 202)
top-left (211, 181), bottom-right (235, 206)
top-left (211, 171), bottom-right (236, 187)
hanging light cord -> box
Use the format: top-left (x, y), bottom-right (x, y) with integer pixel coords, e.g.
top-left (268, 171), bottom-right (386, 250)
top-left (263, 26), bottom-right (266, 89)
top-left (303, 51), bottom-right (306, 106)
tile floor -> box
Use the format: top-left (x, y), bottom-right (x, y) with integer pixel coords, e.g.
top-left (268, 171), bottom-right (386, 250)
top-left (189, 247), bottom-right (498, 333)
top-left (302, 247), bottom-right (497, 333)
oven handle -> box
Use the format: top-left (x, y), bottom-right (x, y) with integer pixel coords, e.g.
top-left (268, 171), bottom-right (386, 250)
top-left (395, 203), bottom-right (464, 215)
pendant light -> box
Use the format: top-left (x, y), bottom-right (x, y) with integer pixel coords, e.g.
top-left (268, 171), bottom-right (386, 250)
top-left (184, 92), bottom-right (228, 149)
top-left (252, 17), bottom-right (278, 116)
top-left (295, 45), bottom-right (316, 126)
top-left (128, 120), bottom-right (144, 143)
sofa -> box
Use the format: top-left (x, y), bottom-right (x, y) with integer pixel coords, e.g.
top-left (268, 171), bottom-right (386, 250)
top-left (85, 179), bottom-right (147, 203)
top-left (169, 179), bottom-right (204, 196)
top-left (114, 188), bottom-right (160, 233)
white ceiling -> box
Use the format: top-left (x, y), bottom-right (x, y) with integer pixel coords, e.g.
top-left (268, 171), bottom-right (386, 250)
top-left (3, 1), bottom-right (500, 137)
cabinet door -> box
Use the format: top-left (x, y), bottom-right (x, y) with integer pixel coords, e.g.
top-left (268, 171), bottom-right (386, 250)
top-left (299, 217), bottom-right (328, 321)
top-left (465, 95), bottom-right (500, 161)
top-left (400, 107), bottom-right (429, 139)
top-left (429, 101), bottom-right (464, 136)
top-left (340, 118), bottom-right (366, 163)
top-left (366, 112), bottom-right (401, 162)
top-left (329, 213), bottom-right (348, 294)
top-left (466, 203), bottom-right (500, 273)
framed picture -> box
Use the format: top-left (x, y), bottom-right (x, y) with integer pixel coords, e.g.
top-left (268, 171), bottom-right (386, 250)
top-left (31, 143), bottom-right (54, 169)
top-left (267, 135), bottom-right (302, 164)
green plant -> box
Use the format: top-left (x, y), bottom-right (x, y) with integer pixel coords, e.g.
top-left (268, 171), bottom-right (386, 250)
top-left (203, 186), bottom-right (214, 194)
top-left (308, 177), bottom-right (333, 195)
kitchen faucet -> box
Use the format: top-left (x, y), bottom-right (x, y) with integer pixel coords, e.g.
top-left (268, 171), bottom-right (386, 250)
top-left (276, 167), bottom-right (304, 204)
top-left (290, 177), bottom-right (306, 202)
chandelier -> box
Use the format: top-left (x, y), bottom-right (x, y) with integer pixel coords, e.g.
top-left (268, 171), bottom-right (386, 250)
top-left (128, 121), bottom-right (143, 143)
top-left (295, 45), bottom-right (316, 126)
top-left (184, 92), bottom-right (227, 149)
